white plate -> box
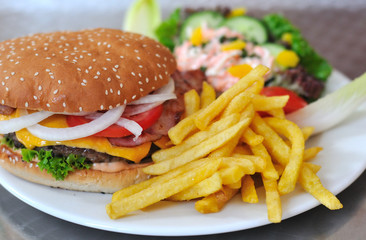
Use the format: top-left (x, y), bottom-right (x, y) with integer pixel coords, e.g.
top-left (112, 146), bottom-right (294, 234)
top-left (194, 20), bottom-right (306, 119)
top-left (0, 71), bottom-right (365, 236)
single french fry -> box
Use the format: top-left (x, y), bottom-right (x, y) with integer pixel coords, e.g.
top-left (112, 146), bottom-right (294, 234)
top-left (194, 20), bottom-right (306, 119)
top-left (233, 144), bottom-right (252, 155)
top-left (250, 143), bottom-right (279, 180)
top-left (144, 118), bottom-right (251, 175)
top-left (169, 172), bottom-right (222, 201)
top-left (218, 165), bottom-right (246, 185)
top-left (200, 81), bottom-right (216, 109)
top-left (303, 147), bottom-right (323, 162)
top-left (111, 157), bottom-right (213, 202)
top-left (195, 186), bottom-right (239, 213)
top-left (301, 126), bottom-right (315, 141)
top-left (303, 162), bottom-right (322, 173)
top-left (195, 65), bottom-right (269, 130)
top-left (245, 76), bottom-right (264, 94)
top-left (262, 175), bottom-right (282, 223)
top-left (209, 132), bottom-right (241, 157)
top-left (107, 158), bottom-right (221, 219)
top-left (153, 113), bottom-right (240, 162)
top-left (184, 89), bottom-right (200, 116)
top-left (251, 114), bottom-right (290, 166)
top-left (241, 175), bottom-right (258, 203)
top-left (264, 117), bottom-right (305, 195)
top-left (167, 110), bottom-right (200, 145)
top-left (252, 95), bottom-right (289, 111)
top-left (221, 91), bottom-right (253, 118)
top-left (241, 127), bottom-right (264, 146)
top-left (220, 157), bottom-right (256, 175)
top-left (226, 179), bottom-right (242, 189)
top-left (240, 103), bottom-right (255, 121)
top-left (299, 165), bottom-right (342, 210)
top-left (266, 108), bottom-right (285, 119)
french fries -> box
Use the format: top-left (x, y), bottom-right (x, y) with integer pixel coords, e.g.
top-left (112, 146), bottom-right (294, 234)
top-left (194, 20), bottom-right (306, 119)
top-left (107, 65), bottom-right (342, 223)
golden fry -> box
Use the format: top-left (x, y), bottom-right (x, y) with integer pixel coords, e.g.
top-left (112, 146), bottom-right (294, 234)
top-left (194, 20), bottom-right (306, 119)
top-left (167, 110), bottom-right (200, 145)
top-left (301, 126), bottom-right (315, 141)
top-left (218, 166), bottom-right (246, 185)
top-left (169, 172), bottom-right (222, 201)
top-left (266, 108), bottom-right (285, 119)
top-left (299, 165), bottom-right (342, 210)
top-left (241, 175), bottom-right (258, 203)
top-left (303, 162), bottom-right (322, 173)
top-left (195, 186), bottom-right (239, 214)
top-left (303, 147), bottom-right (323, 162)
top-left (107, 158), bottom-right (221, 219)
top-left (200, 81), bottom-right (216, 109)
top-left (221, 91), bottom-right (253, 118)
top-left (250, 114), bottom-right (290, 166)
top-left (250, 143), bottom-right (279, 180)
top-left (264, 117), bottom-right (305, 195)
top-left (262, 175), bottom-right (282, 223)
top-left (226, 179), bottom-right (242, 189)
top-left (144, 118), bottom-right (251, 175)
top-left (195, 65), bottom-right (269, 130)
top-left (184, 89), bottom-right (200, 116)
top-left (241, 127), bottom-right (264, 146)
top-left (153, 113), bottom-right (240, 162)
top-left (252, 95), bottom-right (289, 111)
top-left (111, 157), bottom-right (213, 202)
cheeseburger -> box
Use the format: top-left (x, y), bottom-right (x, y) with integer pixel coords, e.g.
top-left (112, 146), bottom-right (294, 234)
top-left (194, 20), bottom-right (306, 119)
top-left (0, 28), bottom-right (181, 193)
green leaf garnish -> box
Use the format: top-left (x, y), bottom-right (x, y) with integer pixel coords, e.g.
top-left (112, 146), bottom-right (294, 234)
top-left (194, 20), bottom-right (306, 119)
top-left (21, 148), bottom-right (90, 181)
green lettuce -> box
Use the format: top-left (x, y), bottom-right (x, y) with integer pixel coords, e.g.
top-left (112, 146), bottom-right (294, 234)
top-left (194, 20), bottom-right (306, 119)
top-left (263, 13), bottom-right (332, 81)
top-left (21, 148), bottom-right (90, 181)
top-left (155, 8), bottom-right (181, 51)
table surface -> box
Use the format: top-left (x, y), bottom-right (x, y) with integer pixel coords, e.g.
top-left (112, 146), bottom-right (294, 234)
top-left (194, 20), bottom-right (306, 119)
top-left (0, 1), bottom-right (365, 239)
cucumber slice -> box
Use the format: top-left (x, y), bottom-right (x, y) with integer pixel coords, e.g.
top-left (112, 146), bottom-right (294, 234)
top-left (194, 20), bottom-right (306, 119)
top-left (180, 11), bottom-right (224, 42)
top-left (261, 43), bottom-right (286, 57)
top-left (221, 16), bottom-right (268, 44)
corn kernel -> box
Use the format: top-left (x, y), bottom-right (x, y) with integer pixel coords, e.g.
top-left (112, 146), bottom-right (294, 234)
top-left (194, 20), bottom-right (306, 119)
top-left (281, 33), bottom-right (293, 44)
top-left (190, 27), bottom-right (204, 46)
top-left (221, 40), bottom-right (246, 51)
top-left (276, 50), bottom-right (300, 68)
top-left (227, 7), bottom-right (247, 18)
top-left (228, 64), bottom-right (253, 78)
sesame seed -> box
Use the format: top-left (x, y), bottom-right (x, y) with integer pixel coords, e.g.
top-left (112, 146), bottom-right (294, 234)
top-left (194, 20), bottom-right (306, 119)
top-left (38, 86), bottom-right (42, 90)
top-left (46, 103), bottom-right (50, 107)
top-left (124, 99), bottom-right (127, 104)
top-left (58, 80), bottom-right (62, 84)
top-left (110, 88), bottom-right (113, 93)
top-left (33, 95), bottom-right (37, 100)
top-left (34, 72), bottom-right (39, 76)
top-left (112, 68), bottom-right (117, 72)
top-left (5, 87), bottom-right (8, 91)
top-left (53, 89), bottom-right (58, 94)
top-left (1, 99), bottom-right (3, 104)
top-left (140, 88), bottom-right (144, 92)
top-left (103, 67), bottom-right (107, 71)
top-left (25, 102), bottom-right (29, 107)
top-left (85, 69), bottom-right (89, 74)
top-left (105, 90), bottom-right (108, 95)
top-left (81, 83), bottom-right (86, 86)
top-left (20, 77), bottom-right (24, 81)
top-left (155, 53), bottom-right (160, 58)
top-left (157, 63), bottom-right (161, 68)
top-left (132, 95), bottom-right (136, 99)
top-left (106, 58), bottom-right (111, 61)
top-left (134, 49), bottom-right (139, 53)
top-left (4, 76), bottom-right (9, 80)
top-left (100, 105), bottom-right (104, 110)
top-left (139, 65), bottom-right (143, 68)
top-left (107, 77), bottom-right (111, 82)
top-left (145, 77), bottom-right (149, 83)
top-left (136, 56), bottom-right (141, 60)
top-left (117, 90), bottom-right (121, 95)
top-left (11, 72), bottom-right (15, 75)
top-left (116, 75), bottom-right (120, 79)
top-left (114, 65), bottom-right (119, 68)
top-left (159, 74), bottom-right (163, 79)
top-left (63, 102), bottom-right (66, 107)
top-left (120, 83), bottom-right (123, 88)
top-left (79, 107), bottom-right (83, 112)
top-left (109, 105), bottom-right (113, 109)
top-left (138, 81), bottom-right (143, 85)
top-left (97, 71), bottom-right (100, 75)
top-left (131, 72), bottom-right (136, 76)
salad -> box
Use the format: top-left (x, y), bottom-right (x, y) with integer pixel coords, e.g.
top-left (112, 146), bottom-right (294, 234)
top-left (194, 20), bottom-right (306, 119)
top-left (155, 8), bottom-right (333, 113)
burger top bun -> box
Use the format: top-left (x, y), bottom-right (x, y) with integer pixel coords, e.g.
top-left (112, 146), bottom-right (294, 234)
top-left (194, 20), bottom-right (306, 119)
top-left (0, 28), bottom-right (176, 113)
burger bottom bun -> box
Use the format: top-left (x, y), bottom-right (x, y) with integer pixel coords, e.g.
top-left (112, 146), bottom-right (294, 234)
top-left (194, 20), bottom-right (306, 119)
top-left (0, 145), bottom-right (150, 193)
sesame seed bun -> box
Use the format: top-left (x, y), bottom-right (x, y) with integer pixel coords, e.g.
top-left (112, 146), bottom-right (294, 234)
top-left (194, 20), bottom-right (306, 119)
top-left (0, 28), bottom-right (176, 113)
top-left (0, 145), bottom-right (151, 193)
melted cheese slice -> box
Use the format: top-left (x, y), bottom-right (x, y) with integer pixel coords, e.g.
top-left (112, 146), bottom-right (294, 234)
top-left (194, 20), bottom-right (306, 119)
top-left (1, 112), bottom-right (150, 163)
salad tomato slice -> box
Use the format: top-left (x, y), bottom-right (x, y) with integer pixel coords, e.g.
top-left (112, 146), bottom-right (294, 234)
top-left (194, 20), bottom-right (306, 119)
top-left (261, 86), bottom-right (307, 114)
top-left (66, 105), bottom-right (163, 138)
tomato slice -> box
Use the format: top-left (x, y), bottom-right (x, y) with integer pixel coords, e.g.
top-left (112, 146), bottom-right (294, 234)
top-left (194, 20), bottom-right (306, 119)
top-left (260, 86), bottom-right (307, 114)
top-left (66, 105), bottom-right (163, 138)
